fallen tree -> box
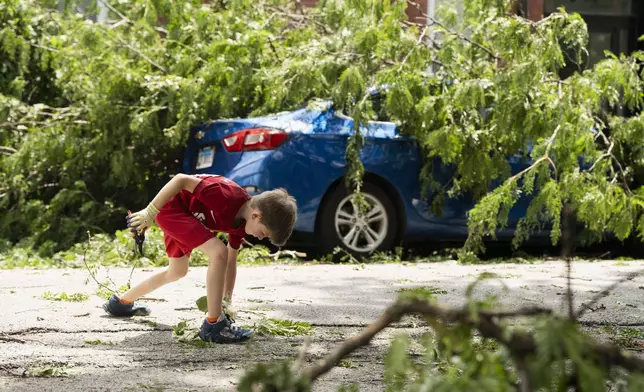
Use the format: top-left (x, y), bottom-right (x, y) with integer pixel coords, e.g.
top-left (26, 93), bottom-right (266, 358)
top-left (2, 0), bottom-right (644, 256)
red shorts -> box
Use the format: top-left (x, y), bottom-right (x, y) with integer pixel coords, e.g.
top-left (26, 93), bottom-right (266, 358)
top-left (155, 201), bottom-right (215, 258)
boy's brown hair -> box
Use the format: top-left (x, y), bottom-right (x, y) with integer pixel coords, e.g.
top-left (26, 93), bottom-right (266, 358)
top-left (250, 188), bottom-right (297, 247)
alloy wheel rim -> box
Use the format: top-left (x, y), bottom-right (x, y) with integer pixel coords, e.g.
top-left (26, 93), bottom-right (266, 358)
top-left (334, 193), bottom-right (388, 253)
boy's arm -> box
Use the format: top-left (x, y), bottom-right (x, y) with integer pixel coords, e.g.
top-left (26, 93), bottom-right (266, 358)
top-left (128, 174), bottom-right (201, 232)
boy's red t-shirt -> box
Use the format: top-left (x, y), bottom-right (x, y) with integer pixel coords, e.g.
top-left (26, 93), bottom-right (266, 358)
top-left (155, 175), bottom-right (251, 255)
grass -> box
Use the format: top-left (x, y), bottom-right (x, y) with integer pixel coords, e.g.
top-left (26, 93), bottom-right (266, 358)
top-left (0, 230), bottom-right (451, 270)
top-left (0, 224), bottom-right (566, 271)
top-left (0, 228), bottom-right (301, 270)
top-left (41, 291), bottom-right (89, 302)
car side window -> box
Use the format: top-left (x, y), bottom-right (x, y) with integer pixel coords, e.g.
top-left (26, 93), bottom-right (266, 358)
top-left (369, 92), bottom-right (391, 122)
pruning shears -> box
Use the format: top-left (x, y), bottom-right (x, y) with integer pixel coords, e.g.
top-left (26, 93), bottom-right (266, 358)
top-left (127, 210), bottom-right (146, 257)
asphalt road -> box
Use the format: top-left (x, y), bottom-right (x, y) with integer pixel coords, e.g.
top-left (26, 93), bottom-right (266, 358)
top-left (2, 259), bottom-right (644, 391)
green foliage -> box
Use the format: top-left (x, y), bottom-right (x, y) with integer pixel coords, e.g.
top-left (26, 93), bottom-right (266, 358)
top-left (41, 291), bottom-right (88, 302)
top-left (237, 245), bottom-right (275, 265)
top-left (195, 295), bottom-right (236, 318)
top-left (397, 286), bottom-right (447, 300)
top-left (84, 339), bottom-right (114, 346)
top-left (604, 327), bottom-right (644, 349)
top-left (25, 364), bottom-right (69, 378)
top-left (0, 0), bottom-right (426, 254)
top-left (338, 360), bottom-right (354, 368)
top-left (237, 360), bottom-right (310, 392)
top-left (171, 319), bottom-right (210, 347)
top-left (3, 2), bottom-right (644, 389)
top-left (0, 226), bottom-right (277, 269)
top-left (243, 318), bottom-right (314, 337)
top-left (195, 296), bottom-right (208, 313)
top-left (96, 284), bottom-right (130, 300)
top-left (4, 0), bottom-right (640, 257)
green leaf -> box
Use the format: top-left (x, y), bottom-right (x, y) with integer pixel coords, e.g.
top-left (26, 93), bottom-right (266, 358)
top-left (195, 296), bottom-right (208, 314)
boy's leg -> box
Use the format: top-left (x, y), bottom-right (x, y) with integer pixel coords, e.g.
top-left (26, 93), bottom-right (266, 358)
top-left (103, 256), bottom-right (189, 317)
top-left (197, 238), bottom-right (228, 320)
top-left (120, 256), bottom-right (190, 302)
top-left (197, 237), bottom-right (252, 343)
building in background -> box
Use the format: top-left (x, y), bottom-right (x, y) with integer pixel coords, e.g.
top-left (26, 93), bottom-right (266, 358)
top-left (303, 0), bottom-right (643, 69)
top-left (544, 0), bottom-right (644, 68)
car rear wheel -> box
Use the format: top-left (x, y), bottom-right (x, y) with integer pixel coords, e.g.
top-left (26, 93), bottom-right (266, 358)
top-left (318, 182), bottom-right (398, 258)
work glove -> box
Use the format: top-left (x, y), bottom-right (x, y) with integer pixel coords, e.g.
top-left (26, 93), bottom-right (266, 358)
top-left (126, 203), bottom-right (160, 233)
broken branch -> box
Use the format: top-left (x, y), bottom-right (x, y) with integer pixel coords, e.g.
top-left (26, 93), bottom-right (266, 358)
top-left (575, 268), bottom-right (644, 318)
top-left (82, 231), bottom-right (116, 296)
top-left (304, 300), bottom-right (551, 381)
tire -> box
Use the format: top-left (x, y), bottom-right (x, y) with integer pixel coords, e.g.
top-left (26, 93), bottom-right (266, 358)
top-left (318, 181), bottom-right (398, 258)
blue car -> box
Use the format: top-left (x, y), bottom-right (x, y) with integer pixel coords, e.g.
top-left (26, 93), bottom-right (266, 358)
top-left (183, 90), bottom-right (538, 256)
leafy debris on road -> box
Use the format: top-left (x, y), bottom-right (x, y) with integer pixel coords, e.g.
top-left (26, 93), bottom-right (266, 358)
top-left (172, 320), bottom-right (211, 348)
top-left (24, 364), bottom-right (69, 378)
top-left (243, 318), bottom-right (313, 337)
top-left (40, 291), bottom-right (89, 302)
top-left (84, 339), bottom-right (114, 346)
top-left (397, 286), bottom-right (447, 299)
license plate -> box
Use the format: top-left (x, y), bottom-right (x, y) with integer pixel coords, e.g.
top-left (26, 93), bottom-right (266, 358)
top-left (195, 146), bottom-right (215, 170)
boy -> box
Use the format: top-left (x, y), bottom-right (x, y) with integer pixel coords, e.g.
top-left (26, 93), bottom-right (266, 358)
top-left (102, 173), bottom-right (297, 344)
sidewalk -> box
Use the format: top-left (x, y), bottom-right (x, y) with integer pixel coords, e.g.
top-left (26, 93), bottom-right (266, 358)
top-left (2, 260), bottom-right (644, 391)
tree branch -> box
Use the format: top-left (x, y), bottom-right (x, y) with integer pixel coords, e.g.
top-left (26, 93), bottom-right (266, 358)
top-left (515, 356), bottom-right (533, 392)
top-left (575, 268), bottom-right (644, 319)
top-left (508, 125), bottom-right (560, 183)
top-left (97, 0), bottom-right (129, 23)
top-left (267, 5), bottom-right (332, 34)
top-left (305, 299), bottom-right (644, 383)
top-left (405, 1), bottom-right (499, 61)
top-left (399, 26), bottom-right (428, 68)
top-left (566, 249), bottom-right (574, 319)
top-left (30, 43), bottom-right (60, 53)
top-left (0, 120), bottom-right (89, 128)
top-left (0, 146), bottom-right (17, 155)
top-left (587, 139), bottom-right (637, 197)
top-left (588, 142), bottom-right (615, 172)
top-left (304, 301), bottom-right (550, 381)
top-left (82, 231), bottom-right (116, 295)
top-left (114, 36), bottom-right (167, 74)
top-left (267, 36), bottom-right (282, 61)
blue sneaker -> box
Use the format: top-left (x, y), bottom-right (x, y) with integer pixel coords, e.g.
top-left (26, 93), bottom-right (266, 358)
top-left (199, 314), bottom-right (253, 343)
top-left (102, 294), bottom-right (150, 317)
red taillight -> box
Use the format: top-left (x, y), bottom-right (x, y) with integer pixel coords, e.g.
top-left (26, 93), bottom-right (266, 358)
top-left (222, 128), bottom-right (287, 152)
